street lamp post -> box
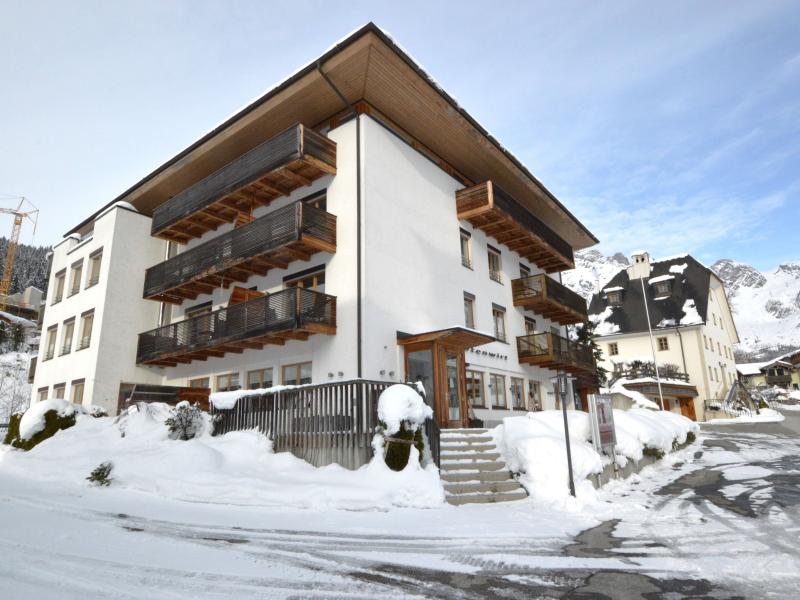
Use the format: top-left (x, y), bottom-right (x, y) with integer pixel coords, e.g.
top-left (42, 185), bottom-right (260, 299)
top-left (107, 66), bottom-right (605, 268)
top-left (557, 371), bottom-right (576, 497)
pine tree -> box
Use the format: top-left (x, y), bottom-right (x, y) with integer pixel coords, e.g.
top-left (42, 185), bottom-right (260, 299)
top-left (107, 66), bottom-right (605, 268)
top-left (10, 323), bottom-right (25, 351)
top-left (575, 320), bottom-right (609, 386)
top-left (0, 321), bottom-right (8, 350)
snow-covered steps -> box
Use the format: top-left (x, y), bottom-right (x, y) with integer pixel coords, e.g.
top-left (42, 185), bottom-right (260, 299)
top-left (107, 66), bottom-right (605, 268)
top-left (439, 428), bottom-right (527, 506)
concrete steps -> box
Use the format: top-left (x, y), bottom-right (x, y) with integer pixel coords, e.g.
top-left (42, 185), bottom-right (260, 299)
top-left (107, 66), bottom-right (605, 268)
top-left (439, 429), bottom-right (527, 506)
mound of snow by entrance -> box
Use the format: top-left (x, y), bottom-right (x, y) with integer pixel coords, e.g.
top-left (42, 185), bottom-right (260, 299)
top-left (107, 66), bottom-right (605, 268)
top-left (1, 403), bottom-right (444, 510)
top-left (494, 409), bottom-right (698, 503)
top-left (377, 384), bottom-right (432, 434)
top-left (18, 399), bottom-right (78, 440)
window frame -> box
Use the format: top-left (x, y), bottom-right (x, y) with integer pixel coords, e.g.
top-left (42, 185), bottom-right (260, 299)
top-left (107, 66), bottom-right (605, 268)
top-left (654, 281), bottom-right (671, 296)
top-left (492, 303), bottom-right (507, 343)
top-left (524, 316), bottom-right (537, 336)
top-left (510, 377), bottom-right (525, 409)
top-left (216, 372), bottom-right (241, 392)
top-left (487, 245), bottom-right (502, 284)
top-left (86, 247), bottom-right (103, 288)
top-left (59, 318), bottom-right (75, 356)
top-left (459, 229), bottom-right (472, 269)
top-left (247, 368), bottom-right (274, 390)
top-left (608, 342), bottom-right (619, 356)
top-left (188, 377), bottom-right (210, 389)
top-left (52, 269), bottom-right (66, 305)
top-left (607, 291), bottom-right (622, 306)
top-left (466, 369), bottom-right (485, 408)
top-left (282, 361), bottom-right (312, 385)
top-left (489, 373), bottom-right (507, 409)
top-left (44, 325), bottom-right (58, 361)
top-left (77, 309), bottom-right (94, 351)
top-left (71, 378), bottom-right (85, 404)
top-left (37, 386), bottom-right (48, 401)
top-left (68, 259), bottom-right (83, 297)
top-left (52, 383), bottom-right (66, 400)
top-left (284, 266), bottom-right (325, 290)
top-left (463, 292), bottom-right (476, 329)
top-left (657, 336), bottom-right (669, 351)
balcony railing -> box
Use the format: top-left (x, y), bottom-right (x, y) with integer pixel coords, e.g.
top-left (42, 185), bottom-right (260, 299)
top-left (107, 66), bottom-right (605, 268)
top-left (456, 181), bottom-right (574, 272)
top-left (511, 274), bottom-right (588, 325)
top-left (136, 287), bottom-right (336, 366)
top-left (151, 124), bottom-right (336, 243)
top-left (143, 201), bottom-right (336, 303)
top-left (765, 374), bottom-right (791, 386)
top-left (611, 363), bottom-right (690, 385)
top-left (517, 331), bottom-right (594, 373)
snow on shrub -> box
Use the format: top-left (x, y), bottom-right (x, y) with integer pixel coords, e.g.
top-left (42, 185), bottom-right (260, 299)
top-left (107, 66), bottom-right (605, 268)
top-left (164, 401), bottom-right (213, 441)
top-left (87, 461), bottom-right (113, 486)
top-left (1, 401), bottom-right (444, 510)
top-left (3, 399), bottom-right (78, 450)
top-left (375, 384), bottom-right (433, 471)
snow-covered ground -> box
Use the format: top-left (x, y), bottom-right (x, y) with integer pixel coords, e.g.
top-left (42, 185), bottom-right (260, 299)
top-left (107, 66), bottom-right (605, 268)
top-left (0, 351), bottom-right (31, 423)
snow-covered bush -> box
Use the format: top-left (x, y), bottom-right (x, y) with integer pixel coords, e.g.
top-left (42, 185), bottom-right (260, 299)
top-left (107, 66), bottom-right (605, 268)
top-left (375, 384), bottom-right (433, 471)
top-left (87, 461), bottom-right (113, 486)
top-left (3, 399), bottom-right (78, 450)
top-left (164, 402), bottom-right (211, 441)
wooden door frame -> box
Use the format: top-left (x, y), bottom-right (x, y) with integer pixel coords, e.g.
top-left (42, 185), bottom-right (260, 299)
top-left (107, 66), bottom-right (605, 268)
top-left (403, 340), bottom-right (468, 429)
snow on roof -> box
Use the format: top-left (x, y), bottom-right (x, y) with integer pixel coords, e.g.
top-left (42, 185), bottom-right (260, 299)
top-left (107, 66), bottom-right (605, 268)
top-left (669, 263), bottom-right (688, 274)
top-left (652, 253), bottom-right (689, 263)
top-left (648, 274), bottom-right (675, 284)
top-left (680, 299), bottom-right (703, 325)
top-left (608, 382), bottom-right (660, 410)
top-left (210, 384), bottom-right (304, 409)
top-left (736, 362), bottom-right (768, 375)
top-left (603, 286), bottom-right (625, 293)
top-left (0, 311), bottom-right (36, 327)
top-left (590, 306), bottom-right (620, 335)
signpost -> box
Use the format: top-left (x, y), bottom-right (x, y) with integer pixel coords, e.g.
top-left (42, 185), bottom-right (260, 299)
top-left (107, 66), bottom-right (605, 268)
top-left (556, 372), bottom-right (576, 497)
top-left (589, 393), bottom-right (617, 454)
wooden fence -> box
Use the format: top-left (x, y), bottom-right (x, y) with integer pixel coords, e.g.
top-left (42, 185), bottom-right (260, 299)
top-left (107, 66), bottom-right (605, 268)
top-left (211, 380), bottom-right (440, 470)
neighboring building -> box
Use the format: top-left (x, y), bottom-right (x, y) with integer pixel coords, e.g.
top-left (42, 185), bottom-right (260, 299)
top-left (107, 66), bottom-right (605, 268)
top-left (738, 358), bottom-right (800, 391)
top-left (30, 24), bottom-right (598, 427)
top-left (1, 286), bottom-right (44, 321)
top-left (589, 251), bottom-right (740, 421)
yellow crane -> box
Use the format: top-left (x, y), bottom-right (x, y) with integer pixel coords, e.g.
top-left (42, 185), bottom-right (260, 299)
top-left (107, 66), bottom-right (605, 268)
top-left (0, 197), bottom-right (39, 313)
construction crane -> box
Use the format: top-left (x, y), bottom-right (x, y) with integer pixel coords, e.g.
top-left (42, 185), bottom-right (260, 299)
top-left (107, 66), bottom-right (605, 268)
top-left (0, 197), bottom-right (39, 313)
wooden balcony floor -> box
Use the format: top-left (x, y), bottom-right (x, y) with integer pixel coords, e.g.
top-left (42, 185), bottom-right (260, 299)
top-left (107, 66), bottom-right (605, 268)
top-left (148, 233), bottom-right (334, 304)
top-left (143, 322), bottom-right (335, 367)
top-left (519, 354), bottom-right (594, 373)
top-left (159, 158), bottom-right (335, 244)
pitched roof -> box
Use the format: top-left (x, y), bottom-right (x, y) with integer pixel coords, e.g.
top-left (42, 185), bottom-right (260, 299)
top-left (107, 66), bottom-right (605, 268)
top-left (588, 255), bottom-right (711, 336)
top-left (64, 22), bottom-right (597, 250)
top-left (737, 359), bottom-right (792, 376)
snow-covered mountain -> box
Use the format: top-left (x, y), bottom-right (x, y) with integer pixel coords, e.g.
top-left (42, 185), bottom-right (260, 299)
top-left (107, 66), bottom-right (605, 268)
top-left (562, 250), bottom-right (800, 362)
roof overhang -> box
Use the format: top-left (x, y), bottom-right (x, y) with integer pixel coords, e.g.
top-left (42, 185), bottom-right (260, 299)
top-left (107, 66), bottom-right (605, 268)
top-left (396, 327), bottom-right (496, 348)
top-left (624, 381), bottom-right (699, 398)
top-left (67, 23), bottom-right (597, 250)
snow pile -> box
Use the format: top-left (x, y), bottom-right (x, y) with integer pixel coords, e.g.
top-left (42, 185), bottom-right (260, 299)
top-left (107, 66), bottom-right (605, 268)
top-left (705, 408), bottom-right (785, 424)
top-left (495, 409), bottom-right (698, 502)
top-left (669, 263), bottom-right (688, 274)
top-left (2, 403), bottom-right (444, 510)
top-left (607, 382), bottom-right (660, 410)
top-left (18, 399), bottom-right (77, 440)
top-left (377, 384), bottom-right (432, 434)
top-left (209, 384), bottom-right (303, 409)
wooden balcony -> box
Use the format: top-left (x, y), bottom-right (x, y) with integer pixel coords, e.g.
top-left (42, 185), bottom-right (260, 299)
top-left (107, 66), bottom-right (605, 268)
top-left (765, 374), bottom-right (792, 387)
top-left (136, 287), bottom-right (336, 366)
top-left (143, 201), bottom-right (336, 303)
top-left (456, 181), bottom-right (574, 272)
top-left (511, 274), bottom-right (587, 325)
top-left (517, 332), bottom-right (594, 373)
top-left (151, 124), bottom-right (336, 243)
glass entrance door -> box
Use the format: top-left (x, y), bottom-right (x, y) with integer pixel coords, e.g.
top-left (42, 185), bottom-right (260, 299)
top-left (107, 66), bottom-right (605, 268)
top-left (446, 352), bottom-right (461, 422)
top-left (407, 349), bottom-right (434, 406)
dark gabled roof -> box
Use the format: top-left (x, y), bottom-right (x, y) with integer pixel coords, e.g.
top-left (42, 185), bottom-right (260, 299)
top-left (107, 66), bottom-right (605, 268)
top-left (588, 255), bottom-right (711, 336)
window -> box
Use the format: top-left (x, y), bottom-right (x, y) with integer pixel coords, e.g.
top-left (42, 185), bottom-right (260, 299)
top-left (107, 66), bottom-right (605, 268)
top-left (519, 263), bottom-right (531, 278)
top-left (68, 260), bottom-right (83, 296)
top-left (510, 377), bottom-right (525, 409)
top-left (712, 313), bottom-right (717, 326)
top-left (53, 383), bottom-right (66, 399)
top-left (489, 373), bottom-right (506, 408)
top-left (247, 368), bottom-right (273, 390)
top-left (608, 342), bottom-right (619, 356)
top-left (704, 335), bottom-right (708, 349)
top-left (657, 336), bottom-right (669, 351)
top-left (52, 269), bottom-right (66, 304)
top-left (717, 342), bottom-right (721, 355)
top-left (607, 291), bottom-right (622, 306)
top-left (709, 366), bottom-right (714, 381)
top-left (216, 372), bottom-right (241, 392)
top-left (283, 362), bottom-right (312, 385)
top-left (189, 377), bottom-right (210, 389)
top-left (44, 325), bottom-right (57, 360)
top-left (71, 379), bottom-right (85, 404)
top-left (284, 267), bottom-right (325, 290)
top-left (524, 317), bottom-right (537, 336)
top-left (487, 246), bottom-right (502, 283)
top-left (86, 249), bottom-right (102, 287)
top-left (528, 380), bottom-right (542, 411)
top-left (37, 387), bottom-right (48, 401)
top-left (654, 281), bottom-right (671, 296)
top-left (463, 292), bottom-right (475, 329)
top-left (185, 301), bottom-right (212, 319)
top-left (714, 368), bottom-right (719, 382)
top-left (466, 370), bottom-right (485, 407)
top-left (60, 318), bottom-right (75, 355)
top-left (459, 229), bottom-right (472, 269)
top-left (492, 304), bottom-right (507, 343)
top-left (77, 310), bottom-right (94, 350)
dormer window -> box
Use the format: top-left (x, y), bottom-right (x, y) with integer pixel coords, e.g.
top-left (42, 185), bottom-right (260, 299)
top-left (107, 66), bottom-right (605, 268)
top-left (654, 281), bottom-right (671, 296)
top-left (607, 291), bottom-right (622, 306)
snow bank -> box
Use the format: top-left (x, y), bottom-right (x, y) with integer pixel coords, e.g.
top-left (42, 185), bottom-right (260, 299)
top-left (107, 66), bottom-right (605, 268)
top-left (18, 399), bottom-right (77, 440)
top-left (2, 403), bottom-right (444, 511)
top-left (705, 408), bottom-right (785, 424)
top-left (377, 384), bottom-right (432, 435)
top-left (495, 409), bottom-right (698, 502)
top-left (209, 384), bottom-right (302, 409)
top-left (607, 382), bottom-right (660, 410)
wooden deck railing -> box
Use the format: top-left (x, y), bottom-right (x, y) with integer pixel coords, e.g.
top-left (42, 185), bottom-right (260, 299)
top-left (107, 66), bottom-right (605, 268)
top-left (517, 331), bottom-right (594, 372)
top-left (143, 201), bottom-right (336, 302)
top-left (136, 287), bottom-right (336, 365)
top-left (511, 274), bottom-right (588, 324)
top-left (151, 124), bottom-right (336, 242)
top-left (211, 380), bottom-right (440, 470)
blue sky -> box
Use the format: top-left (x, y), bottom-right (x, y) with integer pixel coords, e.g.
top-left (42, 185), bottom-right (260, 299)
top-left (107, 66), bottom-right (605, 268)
top-left (1, 1), bottom-right (798, 270)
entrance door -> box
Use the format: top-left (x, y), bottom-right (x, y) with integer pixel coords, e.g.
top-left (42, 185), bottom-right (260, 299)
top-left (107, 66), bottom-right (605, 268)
top-left (679, 398), bottom-right (697, 421)
top-left (406, 348), bottom-right (434, 407)
top-left (445, 351), bottom-right (462, 427)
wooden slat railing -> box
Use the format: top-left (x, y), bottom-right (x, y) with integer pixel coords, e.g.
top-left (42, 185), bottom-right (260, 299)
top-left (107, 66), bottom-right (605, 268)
top-left (511, 274), bottom-right (588, 319)
top-left (517, 331), bottom-right (594, 371)
top-left (210, 380), bottom-right (440, 470)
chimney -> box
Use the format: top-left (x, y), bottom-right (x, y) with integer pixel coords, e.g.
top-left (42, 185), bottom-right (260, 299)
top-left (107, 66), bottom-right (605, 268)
top-left (627, 250), bottom-right (651, 279)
